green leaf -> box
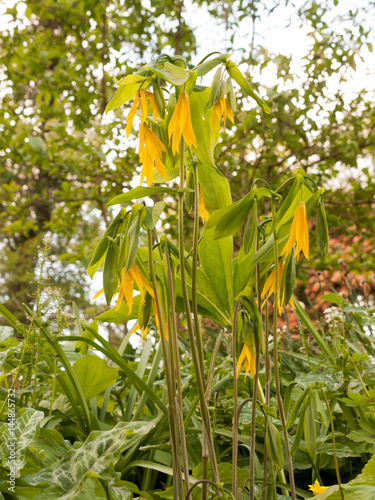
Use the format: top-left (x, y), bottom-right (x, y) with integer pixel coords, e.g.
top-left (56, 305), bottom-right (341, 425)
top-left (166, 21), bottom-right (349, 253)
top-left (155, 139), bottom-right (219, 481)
top-left (144, 61), bottom-right (189, 85)
top-left (107, 186), bottom-right (190, 207)
top-left (103, 243), bottom-right (118, 305)
top-left (25, 422), bottom-right (153, 494)
top-left (106, 74), bottom-right (150, 113)
top-left (71, 355), bottom-right (118, 399)
top-left (199, 227), bottom-right (233, 317)
top-left (194, 53), bottom-right (231, 77)
top-left (0, 408), bottom-right (44, 471)
top-left (226, 60), bottom-right (271, 113)
top-left (321, 293), bottom-right (344, 306)
top-left (189, 88), bottom-right (220, 169)
top-left (143, 201), bottom-right (165, 229)
top-left (213, 190), bottom-right (255, 239)
top-left (87, 209), bottom-right (126, 279)
top-left (197, 163), bottom-right (232, 214)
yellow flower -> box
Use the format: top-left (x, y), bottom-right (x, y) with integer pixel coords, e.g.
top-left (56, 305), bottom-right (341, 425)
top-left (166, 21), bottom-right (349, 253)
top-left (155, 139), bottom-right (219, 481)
top-left (261, 260), bottom-right (295, 315)
top-left (116, 264), bottom-right (154, 314)
top-left (236, 344), bottom-right (256, 381)
top-left (308, 480), bottom-right (329, 496)
top-left (153, 299), bottom-right (169, 341)
top-left (138, 123), bottom-right (169, 186)
top-left (282, 201), bottom-right (309, 260)
top-left (168, 92), bottom-right (197, 154)
top-left (212, 96), bottom-right (234, 132)
top-left (129, 322), bottom-right (148, 339)
top-left (199, 187), bottom-right (208, 223)
top-left (126, 90), bottom-right (161, 137)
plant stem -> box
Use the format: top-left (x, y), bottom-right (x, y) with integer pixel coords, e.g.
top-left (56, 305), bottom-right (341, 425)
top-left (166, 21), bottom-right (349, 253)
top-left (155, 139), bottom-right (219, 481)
top-left (262, 299), bottom-right (270, 500)
top-left (192, 163), bottom-right (209, 500)
top-left (177, 139), bottom-right (220, 488)
top-left (322, 389), bottom-right (345, 500)
top-left (165, 246), bottom-right (191, 498)
top-left (271, 200), bottom-right (296, 500)
top-left (250, 243), bottom-right (262, 500)
top-left (232, 297), bottom-right (242, 499)
top-left (147, 229), bottom-right (184, 499)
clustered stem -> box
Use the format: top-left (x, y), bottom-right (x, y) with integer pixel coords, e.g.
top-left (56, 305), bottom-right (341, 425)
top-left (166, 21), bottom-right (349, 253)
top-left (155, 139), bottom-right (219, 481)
top-left (177, 139), bottom-right (221, 488)
top-left (271, 200), bottom-right (296, 500)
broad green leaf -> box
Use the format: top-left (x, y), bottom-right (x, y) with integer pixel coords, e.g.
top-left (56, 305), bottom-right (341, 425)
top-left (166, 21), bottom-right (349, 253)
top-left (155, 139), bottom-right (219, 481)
top-left (31, 429), bottom-right (72, 468)
top-left (176, 271), bottom-right (231, 328)
top-left (143, 201), bottom-right (165, 229)
top-left (190, 88), bottom-right (220, 169)
top-left (194, 53), bottom-right (231, 76)
top-left (0, 408), bottom-right (44, 471)
top-left (197, 163), bottom-right (232, 214)
top-left (72, 355), bottom-right (118, 399)
top-left (351, 452), bottom-right (375, 486)
top-left (106, 75), bottom-right (150, 113)
top-left (107, 186), bottom-right (191, 207)
top-left (144, 61), bottom-right (189, 85)
top-left (321, 293), bottom-right (344, 306)
top-left (25, 422), bottom-right (154, 493)
top-left (213, 190), bottom-right (255, 239)
top-left (199, 227), bottom-right (233, 317)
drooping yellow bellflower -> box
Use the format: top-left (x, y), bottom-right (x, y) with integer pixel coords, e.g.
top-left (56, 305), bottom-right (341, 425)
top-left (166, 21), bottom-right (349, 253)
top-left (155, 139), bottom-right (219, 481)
top-left (126, 90), bottom-right (161, 137)
top-left (261, 260), bottom-right (295, 315)
top-left (308, 481), bottom-right (329, 496)
top-left (236, 344), bottom-right (256, 381)
top-left (125, 90), bottom-right (168, 186)
top-left (212, 96), bottom-right (234, 132)
top-left (116, 264), bottom-right (154, 314)
top-left (282, 201), bottom-right (309, 260)
top-left (199, 187), bottom-right (209, 224)
top-left (138, 123), bottom-right (169, 186)
top-left (168, 92), bottom-right (197, 154)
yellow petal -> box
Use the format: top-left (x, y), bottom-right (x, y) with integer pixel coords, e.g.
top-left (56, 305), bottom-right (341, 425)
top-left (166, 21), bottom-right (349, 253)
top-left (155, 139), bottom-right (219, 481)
top-left (139, 90), bottom-right (148, 123)
top-left (129, 322), bottom-right (140, 335)
top-left (93, 288), bottom-right (104, 300)
top-left (121, 267), bottom-right (134, 314)
top-left (199, 187), bottom-right (209, 223)
top-left (115, 286), bottom-right (124, 311)
top-left (281, 206), bottom-right (298, 257)
top-left (126, 92), bottom-right (139, 138)
top-left (225, 98), bottom-right (234, 123)
top-left (168, 94), bottom-right (183, 141)
top-left (145, 91), bottom-right (161, 121)
top-left (236, 347), bottom-right (246, 379)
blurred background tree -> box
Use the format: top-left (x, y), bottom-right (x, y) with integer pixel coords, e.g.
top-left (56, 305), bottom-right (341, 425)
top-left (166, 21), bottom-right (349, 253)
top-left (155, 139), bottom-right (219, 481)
top-left (1, 0), bottom-right (374, 322)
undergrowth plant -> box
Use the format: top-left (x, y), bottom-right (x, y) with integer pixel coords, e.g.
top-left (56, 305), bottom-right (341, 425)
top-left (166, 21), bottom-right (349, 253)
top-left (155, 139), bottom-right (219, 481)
top-left (1, 52), bottom-right (375, 500)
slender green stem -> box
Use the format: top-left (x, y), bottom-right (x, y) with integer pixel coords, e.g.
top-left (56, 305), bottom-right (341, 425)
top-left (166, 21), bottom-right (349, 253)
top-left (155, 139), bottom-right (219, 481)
top-left (191, 163), bottom-right (209, 500)
top-left (232, 298), bottom-right (242, 499)
top-left (271, 200), bottom-right (296, 500)
top-left (352, 361), bottom-right (370, 398)
top-left (192, 163), bottom-right (205, 378)
top-left (147, 229), bottom-right (184, 499)
top-left (165, 246), bottom-right (191, 498)
top-left (263, 261), bottom-right (271, 500)
top-left (250, 242), bottom-right (262, 500)
top-left (177, 139), bottom-right (220, 487)
top-left (321, 389), bottom-right (345, 500)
